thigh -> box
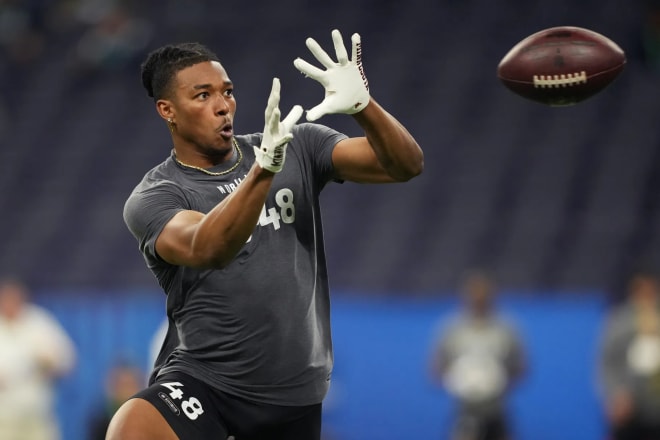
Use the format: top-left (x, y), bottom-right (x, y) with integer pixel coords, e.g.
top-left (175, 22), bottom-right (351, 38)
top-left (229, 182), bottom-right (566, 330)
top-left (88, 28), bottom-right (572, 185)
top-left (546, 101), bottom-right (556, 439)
top-left (106, 397), bottom-right (178, 440)
top-left (134, 371), bottom-right (321, 440)
top-left (211, 390), bottom-right (322, 440)
top-left (132, 372), bottom-right (229, 440)
top-left (270, 403), bottom-right (322, 440)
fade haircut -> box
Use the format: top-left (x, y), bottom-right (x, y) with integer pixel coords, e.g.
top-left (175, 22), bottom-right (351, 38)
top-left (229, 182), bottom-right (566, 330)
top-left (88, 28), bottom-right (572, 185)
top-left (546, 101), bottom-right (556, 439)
top-left (140, 42), bottom-right (221, 101)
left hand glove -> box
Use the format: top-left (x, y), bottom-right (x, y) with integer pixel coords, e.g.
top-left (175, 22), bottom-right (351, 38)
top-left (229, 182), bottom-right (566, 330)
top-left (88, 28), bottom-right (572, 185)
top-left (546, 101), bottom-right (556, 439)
top-left (254, 78), bottom-right (303, 173)
top-left (293, 29), bottom-right (370, 122)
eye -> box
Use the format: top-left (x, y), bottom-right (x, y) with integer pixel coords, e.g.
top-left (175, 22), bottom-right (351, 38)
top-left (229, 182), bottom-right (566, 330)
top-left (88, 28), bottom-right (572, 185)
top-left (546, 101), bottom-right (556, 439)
top-left (224, 88), bottom-right (234, 97)
top-left (196, 91), bottom-right (210, 100)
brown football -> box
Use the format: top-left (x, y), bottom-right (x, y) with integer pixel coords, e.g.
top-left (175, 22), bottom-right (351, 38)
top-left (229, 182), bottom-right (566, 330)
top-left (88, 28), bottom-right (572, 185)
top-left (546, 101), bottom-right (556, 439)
top-left (497, 26), bottom-right (626, 106)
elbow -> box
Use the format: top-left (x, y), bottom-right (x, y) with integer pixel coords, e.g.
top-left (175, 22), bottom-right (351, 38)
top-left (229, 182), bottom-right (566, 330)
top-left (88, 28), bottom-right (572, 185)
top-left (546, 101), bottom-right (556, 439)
top-left (408, 155), bottom-right (425, 180)
top-left (203, 255), bottom-right (232, 270)
top-left (391, 153), bottom-right (424, 182)
top-left (188, 240), bottom-right (236, 270)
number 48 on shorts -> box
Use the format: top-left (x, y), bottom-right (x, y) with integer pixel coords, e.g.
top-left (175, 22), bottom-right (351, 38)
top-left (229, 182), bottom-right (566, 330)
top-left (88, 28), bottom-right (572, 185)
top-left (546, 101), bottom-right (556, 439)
top-left (159, 382), bottom-right (205, 420)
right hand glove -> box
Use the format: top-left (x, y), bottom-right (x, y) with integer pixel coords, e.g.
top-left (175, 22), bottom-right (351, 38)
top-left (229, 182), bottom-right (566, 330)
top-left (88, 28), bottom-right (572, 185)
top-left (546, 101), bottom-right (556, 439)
top-left (253, 78), bottom-right (303, 173)
top-left (293, 29), bottom-right (370, 121)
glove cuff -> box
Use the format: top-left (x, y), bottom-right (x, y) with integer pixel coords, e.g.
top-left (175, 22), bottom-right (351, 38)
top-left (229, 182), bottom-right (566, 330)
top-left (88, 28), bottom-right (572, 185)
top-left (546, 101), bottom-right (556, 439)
top-left (253, 144), bottom-right (287, 173)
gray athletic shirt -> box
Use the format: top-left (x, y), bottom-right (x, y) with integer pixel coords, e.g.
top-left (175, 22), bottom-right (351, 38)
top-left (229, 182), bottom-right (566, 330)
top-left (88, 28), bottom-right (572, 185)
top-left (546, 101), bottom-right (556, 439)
top-left (123, 123), bottom-right (347, 406)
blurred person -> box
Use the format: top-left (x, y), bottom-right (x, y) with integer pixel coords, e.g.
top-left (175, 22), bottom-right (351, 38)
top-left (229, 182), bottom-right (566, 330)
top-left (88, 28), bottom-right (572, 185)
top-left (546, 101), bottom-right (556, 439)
top-left (0, 278), bottom-right (76, 440)
top-left (598, 270), bottom-right (660, 440)
top-left (428, 270), bottom-right (527, 440)
top-left (108, 28), bottom-right (423, 440)
top-left (87, 361), bottom-right (144, 440)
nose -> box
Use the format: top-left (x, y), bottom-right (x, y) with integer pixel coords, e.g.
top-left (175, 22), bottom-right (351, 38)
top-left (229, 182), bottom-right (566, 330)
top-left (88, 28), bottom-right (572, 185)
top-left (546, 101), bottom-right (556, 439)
top-left (215, 94), bottom-right (230, 115)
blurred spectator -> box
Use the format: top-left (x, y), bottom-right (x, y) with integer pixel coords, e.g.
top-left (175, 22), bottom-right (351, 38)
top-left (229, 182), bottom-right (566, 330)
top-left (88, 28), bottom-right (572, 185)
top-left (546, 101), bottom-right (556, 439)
top-left (598, 269), bottom-right (660, 440)
top-left (87, 361), bottom-right (144, 440)
top-left (428, 270), bottom-right (527, 440)
top-left (0, 277), bottom-right (76, 440)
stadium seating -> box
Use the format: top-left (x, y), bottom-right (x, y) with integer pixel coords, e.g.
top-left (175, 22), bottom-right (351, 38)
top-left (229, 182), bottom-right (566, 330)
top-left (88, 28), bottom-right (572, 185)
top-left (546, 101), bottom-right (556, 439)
top-left (0, 0), bottom-right (657, 295)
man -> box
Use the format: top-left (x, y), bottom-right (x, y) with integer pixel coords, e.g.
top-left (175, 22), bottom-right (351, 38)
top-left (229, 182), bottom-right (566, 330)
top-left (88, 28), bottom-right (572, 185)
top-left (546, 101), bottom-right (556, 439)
top-left (428, 270), bottom-right (527, 440)
top-left (0, 278), bottom-right (76, 440)
top-left (598, 270), bottom-right (660, 440)
top-left (108, 29), bottom-right (423, 439)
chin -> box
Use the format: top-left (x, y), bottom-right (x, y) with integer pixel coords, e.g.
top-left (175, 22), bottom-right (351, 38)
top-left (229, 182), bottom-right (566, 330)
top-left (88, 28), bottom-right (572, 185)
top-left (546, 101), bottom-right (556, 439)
top-left (203, 141), bottom-right (233, 158)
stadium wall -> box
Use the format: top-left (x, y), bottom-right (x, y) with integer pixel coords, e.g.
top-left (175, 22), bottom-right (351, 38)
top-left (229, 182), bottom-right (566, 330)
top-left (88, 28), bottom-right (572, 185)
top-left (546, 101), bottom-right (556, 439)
top-left (36, 290), bottom-right (608, 440)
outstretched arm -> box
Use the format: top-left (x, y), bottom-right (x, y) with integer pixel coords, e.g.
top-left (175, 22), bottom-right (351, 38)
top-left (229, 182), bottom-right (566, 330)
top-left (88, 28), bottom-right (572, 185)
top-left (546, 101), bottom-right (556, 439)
top-left (334, 99), bottom-right (423, 183)
top-left (294, 29), bottom-right (423, 183)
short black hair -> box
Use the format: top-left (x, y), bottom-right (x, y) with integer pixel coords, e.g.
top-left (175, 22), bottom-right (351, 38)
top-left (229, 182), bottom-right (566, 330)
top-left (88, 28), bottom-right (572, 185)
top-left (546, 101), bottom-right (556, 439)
top-left (140, 42), bottom-right (221, 100)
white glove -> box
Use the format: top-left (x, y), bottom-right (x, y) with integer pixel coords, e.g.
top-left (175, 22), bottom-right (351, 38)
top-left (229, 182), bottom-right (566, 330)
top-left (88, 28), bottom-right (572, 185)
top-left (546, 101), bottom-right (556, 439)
top-left (253, 78), bottom-right (303, 173)
top-left (293, 29), bottom-right (370, 121)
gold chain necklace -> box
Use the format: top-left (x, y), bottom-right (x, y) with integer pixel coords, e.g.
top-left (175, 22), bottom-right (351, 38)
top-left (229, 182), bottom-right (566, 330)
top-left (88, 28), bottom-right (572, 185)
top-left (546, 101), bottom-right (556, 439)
top-left (173, 138), bottom-right (243, 176)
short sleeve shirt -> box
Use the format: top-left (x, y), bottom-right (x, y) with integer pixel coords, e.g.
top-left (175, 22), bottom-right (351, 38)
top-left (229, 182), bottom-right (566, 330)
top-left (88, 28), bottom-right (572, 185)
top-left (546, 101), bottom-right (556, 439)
top-left (123, 123), bottom-right (346, 406)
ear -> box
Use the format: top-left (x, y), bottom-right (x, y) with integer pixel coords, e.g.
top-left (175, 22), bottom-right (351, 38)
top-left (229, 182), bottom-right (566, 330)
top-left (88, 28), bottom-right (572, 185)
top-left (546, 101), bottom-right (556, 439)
top-left (156, 99), bottom-right (175, 122)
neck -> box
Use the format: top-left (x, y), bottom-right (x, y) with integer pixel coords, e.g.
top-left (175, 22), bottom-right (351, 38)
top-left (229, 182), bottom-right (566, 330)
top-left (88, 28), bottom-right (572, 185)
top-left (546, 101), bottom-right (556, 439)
top-left (172, 138), bottom-right (243, 176)
top-left (172, 138), bottom-right (237, 169)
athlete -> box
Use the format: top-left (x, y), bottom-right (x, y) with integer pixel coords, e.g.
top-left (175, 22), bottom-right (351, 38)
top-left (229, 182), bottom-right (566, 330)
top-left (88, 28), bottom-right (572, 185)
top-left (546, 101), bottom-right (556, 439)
top-left (107, 29), bottom-right (423, 440)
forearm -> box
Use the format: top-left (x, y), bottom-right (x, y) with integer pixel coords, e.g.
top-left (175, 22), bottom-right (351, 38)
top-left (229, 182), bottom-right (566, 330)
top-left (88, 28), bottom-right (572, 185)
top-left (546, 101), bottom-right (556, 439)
top-left (162, 165), bottom-right (274, 269)
top-left (195, 166), bottom-right (273, 266)
top-left (352, 99), bottom-right (424, 181)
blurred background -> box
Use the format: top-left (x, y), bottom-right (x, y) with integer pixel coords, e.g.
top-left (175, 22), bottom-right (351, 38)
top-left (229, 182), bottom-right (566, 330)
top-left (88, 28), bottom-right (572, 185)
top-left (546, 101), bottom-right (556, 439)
top-left (0, 0), bottom-right (659, 438)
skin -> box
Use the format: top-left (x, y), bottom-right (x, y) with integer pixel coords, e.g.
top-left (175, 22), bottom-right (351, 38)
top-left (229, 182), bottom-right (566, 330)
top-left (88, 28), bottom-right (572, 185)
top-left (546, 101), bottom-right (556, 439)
top-left (106, 59), bottom-right (423, 439)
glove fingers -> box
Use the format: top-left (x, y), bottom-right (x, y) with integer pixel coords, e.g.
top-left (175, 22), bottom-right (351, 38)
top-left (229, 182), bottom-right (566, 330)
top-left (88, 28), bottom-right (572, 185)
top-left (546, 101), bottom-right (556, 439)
top-left (293, 58), bottom-right (327, 84)
top-left (278, 133), bottom-right (294, 145)
top-left (305, 37), bottom-right (336, 69)
top-left (265, 78), bottom-right (281, 120)
top-left (351, 33), bottom-right (361, 62)
top-left (331, 29), bottom-right (349, 65)
top-left (281, 105), bottom-right (304, 133)
top-left (268, 106), bottom-right (282, 135)
top-left (306, 100), bottom-right (333, 122)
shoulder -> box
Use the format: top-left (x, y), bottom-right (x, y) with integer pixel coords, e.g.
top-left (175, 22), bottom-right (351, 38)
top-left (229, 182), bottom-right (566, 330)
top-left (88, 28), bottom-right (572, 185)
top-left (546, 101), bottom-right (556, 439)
top-left (289, 124), bottom-right (347, 169)
top-left (236, 125), bottom-right (346, 150)
top-left (125, 160), bottom-right (187, 207)
top-left (602, 305), bottom-right (635, 334)
top-left (23, 304), bottom-right (66, 330)
top-left (235, 132), bottom-right (263, 148)
top-left (490, 316), bottom-right (525, 343)
top-left (433, 315), bottom-right (464, 339)
top-left (123, 160), bottom-right (189, 233)
top-left (291, 123), bottom-right (347, 142)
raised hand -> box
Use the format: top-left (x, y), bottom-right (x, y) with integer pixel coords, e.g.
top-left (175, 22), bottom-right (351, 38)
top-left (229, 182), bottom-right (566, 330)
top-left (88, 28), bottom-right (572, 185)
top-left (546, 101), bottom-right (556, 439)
top-left (253, 78), bottom-right (303, 173)
top-left (293, 29), bottom-right (370, 121)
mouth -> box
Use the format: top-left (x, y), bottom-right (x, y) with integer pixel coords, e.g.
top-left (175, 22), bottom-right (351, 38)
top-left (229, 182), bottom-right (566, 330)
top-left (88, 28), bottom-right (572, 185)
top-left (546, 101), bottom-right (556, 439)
top-left (217, 121), bottom-right (233, 140)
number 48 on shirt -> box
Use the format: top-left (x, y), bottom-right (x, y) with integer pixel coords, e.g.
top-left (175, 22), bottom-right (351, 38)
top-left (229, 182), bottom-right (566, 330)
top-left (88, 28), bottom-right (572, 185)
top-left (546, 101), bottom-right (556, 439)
top-left (258, 188), bottom-right (295, 230)
top-left (161, 382), bottom-right (205, 421)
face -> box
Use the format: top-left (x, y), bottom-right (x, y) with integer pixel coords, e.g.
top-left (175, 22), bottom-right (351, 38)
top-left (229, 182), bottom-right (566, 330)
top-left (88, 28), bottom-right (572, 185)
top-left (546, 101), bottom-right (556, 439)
top-left (630, 275), bottom-right (659, 306)
top-left (462, 274), bottom-right (494, 317)
top-left (0, 281), bottom-right (27, 321)
top-left (159, 61), bottom-right (236, 157)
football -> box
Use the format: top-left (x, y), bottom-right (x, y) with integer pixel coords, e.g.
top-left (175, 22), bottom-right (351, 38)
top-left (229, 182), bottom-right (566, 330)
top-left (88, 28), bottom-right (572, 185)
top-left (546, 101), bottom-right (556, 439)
top-left (497, 26), bottom-right (626, 106)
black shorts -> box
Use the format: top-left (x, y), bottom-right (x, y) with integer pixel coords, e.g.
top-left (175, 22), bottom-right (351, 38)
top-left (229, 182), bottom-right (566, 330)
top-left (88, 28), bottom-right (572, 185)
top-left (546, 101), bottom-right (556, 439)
top-left (133, 371), bottom-right (322, 440)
